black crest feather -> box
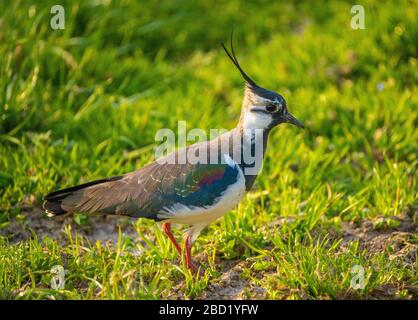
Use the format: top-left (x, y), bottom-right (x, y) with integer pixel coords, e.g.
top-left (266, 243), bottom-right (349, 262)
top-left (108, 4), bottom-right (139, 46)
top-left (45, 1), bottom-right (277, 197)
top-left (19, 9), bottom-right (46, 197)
top-left (222, 31), bottom-right (258, 88)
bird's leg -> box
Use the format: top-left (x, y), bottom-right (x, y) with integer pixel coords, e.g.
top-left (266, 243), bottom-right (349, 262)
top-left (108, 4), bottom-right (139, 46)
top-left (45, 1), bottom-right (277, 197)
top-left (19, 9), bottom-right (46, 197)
top-left (162, 222), bottom-right (182, 256)
top-left (184, 234), bottom-right (198, 272)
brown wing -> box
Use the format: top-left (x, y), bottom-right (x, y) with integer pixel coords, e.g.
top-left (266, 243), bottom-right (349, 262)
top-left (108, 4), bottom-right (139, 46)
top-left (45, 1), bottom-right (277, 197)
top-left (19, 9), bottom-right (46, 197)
top-left (43, 136), bottom-right (240, 220)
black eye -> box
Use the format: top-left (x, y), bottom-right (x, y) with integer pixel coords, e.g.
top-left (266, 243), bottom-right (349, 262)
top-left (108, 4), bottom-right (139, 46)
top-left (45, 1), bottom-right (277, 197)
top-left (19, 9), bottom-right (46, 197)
top-left (265, 104), bottom-right (277, 113)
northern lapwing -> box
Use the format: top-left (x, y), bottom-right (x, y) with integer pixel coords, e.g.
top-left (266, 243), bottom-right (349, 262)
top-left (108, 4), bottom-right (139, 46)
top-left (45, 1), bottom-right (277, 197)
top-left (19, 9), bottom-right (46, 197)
top-left (43, 36), bottom-right (304, 272)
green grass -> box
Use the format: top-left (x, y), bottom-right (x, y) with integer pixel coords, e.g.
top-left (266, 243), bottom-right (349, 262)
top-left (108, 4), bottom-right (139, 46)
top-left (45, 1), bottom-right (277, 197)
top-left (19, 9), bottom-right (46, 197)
top-left (0, 0), bottom-right (417, 299)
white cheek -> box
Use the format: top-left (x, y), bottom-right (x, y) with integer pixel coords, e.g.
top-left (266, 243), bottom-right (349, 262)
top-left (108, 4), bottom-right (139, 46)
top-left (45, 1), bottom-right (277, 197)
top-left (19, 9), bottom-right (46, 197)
top-left (243, 111), bottom-right (272, 130)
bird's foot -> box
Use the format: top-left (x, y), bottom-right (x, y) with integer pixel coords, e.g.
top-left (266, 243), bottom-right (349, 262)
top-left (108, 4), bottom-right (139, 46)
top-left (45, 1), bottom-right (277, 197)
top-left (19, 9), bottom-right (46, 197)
top-left (187, 260), bottom-right (205, 276)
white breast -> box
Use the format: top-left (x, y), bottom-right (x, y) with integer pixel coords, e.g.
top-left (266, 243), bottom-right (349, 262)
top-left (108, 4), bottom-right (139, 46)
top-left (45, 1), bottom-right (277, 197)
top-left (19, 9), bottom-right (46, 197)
top-left (157, 155), bottom-right (246, 225)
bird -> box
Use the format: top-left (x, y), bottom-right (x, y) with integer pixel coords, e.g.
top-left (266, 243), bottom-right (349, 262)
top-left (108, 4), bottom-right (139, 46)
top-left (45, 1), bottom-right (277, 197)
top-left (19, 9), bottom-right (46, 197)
top-left (43, 35), bottom-right (304, 272)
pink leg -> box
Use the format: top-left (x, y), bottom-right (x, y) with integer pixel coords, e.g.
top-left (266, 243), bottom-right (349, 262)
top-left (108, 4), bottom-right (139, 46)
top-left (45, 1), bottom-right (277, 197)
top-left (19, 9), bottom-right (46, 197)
top-left (162, 222), bottom-right (182, 256)
top-left (184, 234), bottom-right (198, 272)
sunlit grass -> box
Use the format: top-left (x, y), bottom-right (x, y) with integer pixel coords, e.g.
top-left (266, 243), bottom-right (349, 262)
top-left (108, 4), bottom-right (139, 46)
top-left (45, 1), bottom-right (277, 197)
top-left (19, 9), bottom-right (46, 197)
top-left (0, 0), bottom-right (417, 299)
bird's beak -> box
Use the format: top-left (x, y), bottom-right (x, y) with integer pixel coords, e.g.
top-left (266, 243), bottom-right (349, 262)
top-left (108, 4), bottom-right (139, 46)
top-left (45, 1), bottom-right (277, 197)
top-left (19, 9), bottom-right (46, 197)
top-left (284, 112), bottom-right (304, 129)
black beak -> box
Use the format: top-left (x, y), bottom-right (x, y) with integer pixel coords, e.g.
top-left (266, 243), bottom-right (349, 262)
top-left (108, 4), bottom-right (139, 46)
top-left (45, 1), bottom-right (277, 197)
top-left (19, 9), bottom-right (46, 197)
top-left (285, 112), bottom-right (304, 129)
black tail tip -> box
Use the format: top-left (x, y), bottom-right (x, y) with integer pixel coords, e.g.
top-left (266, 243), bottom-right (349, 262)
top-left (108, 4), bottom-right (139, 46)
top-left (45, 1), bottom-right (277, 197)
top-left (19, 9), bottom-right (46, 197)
top-left (43, 200), bottom-right (67, 217)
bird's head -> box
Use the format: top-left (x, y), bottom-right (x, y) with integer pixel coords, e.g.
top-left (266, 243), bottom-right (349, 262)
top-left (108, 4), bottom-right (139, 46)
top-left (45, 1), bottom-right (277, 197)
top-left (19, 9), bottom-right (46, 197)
top-left (222, 37), bottom-right (304, 131)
